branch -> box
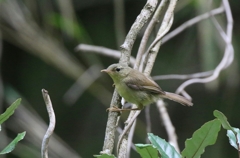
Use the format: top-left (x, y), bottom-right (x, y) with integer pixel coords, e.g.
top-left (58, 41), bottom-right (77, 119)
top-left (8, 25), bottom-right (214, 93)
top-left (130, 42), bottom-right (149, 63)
top-left (162, 5), bottom-right (224, 44)
top-left (156, 100), bottom-right (180, 153)
top-left (115, 0), bottom-right (159, 156)
top-left (118, 0), bottom-right (179, 157)
top-left (119, 0), bottom-right (158, 65)
top-left (101, 0), bottom-right (158, 152)
top-left (135, 0), bottom-right (169, 69)
top-left (176, 0), bottom-right (234, 97)
top-left (144, 0), bottom-right (176, 75)
top-left (41, 89), bottom-right (56, 158)
top-left (75, 44), bottom-right (136, 66)
top-left (145, 106), bottom-right (151, 143)
top-left (152, 71), bottom-right (213, 80)
top-left (118, 110), bottom-right (141, 157)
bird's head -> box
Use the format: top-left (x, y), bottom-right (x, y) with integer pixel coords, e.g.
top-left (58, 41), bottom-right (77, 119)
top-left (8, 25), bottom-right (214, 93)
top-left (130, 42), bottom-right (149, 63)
top-left (101, 63), bottom-right (131, 82)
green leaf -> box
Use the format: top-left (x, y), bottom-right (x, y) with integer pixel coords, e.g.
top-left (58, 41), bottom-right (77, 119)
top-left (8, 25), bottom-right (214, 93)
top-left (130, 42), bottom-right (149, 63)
top-left (0, 131), bottom-right (26, 154)
top-left (0, 98), bottom-right (21, 125)
top-left (148, 133), bottom-right (181, 158)
top-left (93, 154), bottom-right (116, 158)
top-left (227, 128), bottom-right (240, 151)
top-left (214, 110), bottom-right (240, 151)
top-left (213, 110), bottom-right (235, 132)
top-left (135, 144), bottom-right (159, 158)
top-left (181, 119), bottom-right (221, 158)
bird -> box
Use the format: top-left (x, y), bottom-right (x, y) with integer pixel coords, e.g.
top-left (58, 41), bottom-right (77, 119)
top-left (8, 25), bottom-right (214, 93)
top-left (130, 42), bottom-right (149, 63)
top-left (101, 63), bottom-right (193, 112)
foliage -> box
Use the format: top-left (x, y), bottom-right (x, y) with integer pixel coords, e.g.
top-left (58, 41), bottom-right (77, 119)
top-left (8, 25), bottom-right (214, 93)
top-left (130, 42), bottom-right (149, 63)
top-left (135, 144), bottom-right (159, 158)
top-left (181, 119), bottom-right (221, 158)
top-left (135, 110), bottom-right (240, 158)
top-left (0, 98), bottom-right (21, 125)
top-left (0, 132), bottom-right (26, 155)
top-left (0, 98), bottom-right (26, 155)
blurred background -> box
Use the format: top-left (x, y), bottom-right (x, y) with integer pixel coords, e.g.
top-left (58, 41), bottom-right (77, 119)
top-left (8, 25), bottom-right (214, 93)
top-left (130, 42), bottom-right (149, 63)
top-left (0, 0), bottom-right (239, 157)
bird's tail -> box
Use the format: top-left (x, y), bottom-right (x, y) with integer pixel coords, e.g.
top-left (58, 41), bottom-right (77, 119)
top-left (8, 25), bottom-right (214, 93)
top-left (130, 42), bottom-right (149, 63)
top-left (162, 92), bottom-right (193, 106)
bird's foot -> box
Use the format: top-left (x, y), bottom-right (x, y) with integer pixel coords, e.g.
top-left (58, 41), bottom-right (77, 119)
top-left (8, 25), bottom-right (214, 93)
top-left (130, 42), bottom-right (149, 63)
top-left (106, 106), bottom-right (122, 112)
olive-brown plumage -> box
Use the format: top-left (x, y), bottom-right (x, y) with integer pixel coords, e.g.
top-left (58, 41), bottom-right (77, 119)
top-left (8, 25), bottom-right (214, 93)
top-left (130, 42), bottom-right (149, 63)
top-left (101, 63), bottom-right (193, 111)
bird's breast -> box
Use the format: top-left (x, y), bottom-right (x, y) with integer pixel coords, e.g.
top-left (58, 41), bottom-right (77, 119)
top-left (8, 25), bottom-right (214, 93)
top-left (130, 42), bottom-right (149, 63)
top-left (115, 82), bottom-right (158, 106)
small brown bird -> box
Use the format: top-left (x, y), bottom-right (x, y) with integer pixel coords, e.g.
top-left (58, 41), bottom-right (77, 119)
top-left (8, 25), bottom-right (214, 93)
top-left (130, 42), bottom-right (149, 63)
top-left (101, 63), bottom-right (193, 111)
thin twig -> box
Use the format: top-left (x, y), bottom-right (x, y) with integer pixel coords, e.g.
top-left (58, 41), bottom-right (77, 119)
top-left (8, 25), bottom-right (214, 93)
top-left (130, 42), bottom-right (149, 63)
top-left (117, 127), bottom-right (136, 151)
top-left (142, 15), bottom-right (173, 73)
top-left (142, 0), bottom-right (180, 153)
top-left (117, 110), bottom-right (141, 156)
top-left (145, 106), bottom-right (151, 143)
top-left (75, 44), bottom-right (136, 66)
top-left (144, 1), bottom-right (175, 75)
top-left (122, 0), bottom-right (179, 157)
top-left (135, 0), bottom-right (169, 70)
top-left (176, 0), bottom-right (234, 97)
top-left (101, 0), bottom-right (158, 156)
top-left (126, 119), bottom-right (137, 158)
top-left (152, 71), bottom-right (213, 80)
top-left (156, 100), bottom-right (180, 153)
top-left (41, 89), bottom-right (56, 158)
top-left (112, 0), bottom-right (158, 157)
top-left (162, 5), bottom-right (224, 44)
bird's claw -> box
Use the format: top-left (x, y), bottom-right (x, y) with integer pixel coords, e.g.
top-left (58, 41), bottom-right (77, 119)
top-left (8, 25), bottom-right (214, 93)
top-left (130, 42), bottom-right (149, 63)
top-left (106, 106), bottom-right (122, 112)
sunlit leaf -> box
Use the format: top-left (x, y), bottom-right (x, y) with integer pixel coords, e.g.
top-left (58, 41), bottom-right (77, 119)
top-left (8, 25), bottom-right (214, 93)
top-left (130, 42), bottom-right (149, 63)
top-left (181, 119), bottom-right (221, 158)
top-left (227, 128), bottom-right (240, 151)
top-left (148, 133), bottom-right (180, 158)
top-left (135, 144), bottom-right (159, 158)
top-left (0, 131), bottom-right (26, 154)
top-left (0, 98), bottom-right (21, 125)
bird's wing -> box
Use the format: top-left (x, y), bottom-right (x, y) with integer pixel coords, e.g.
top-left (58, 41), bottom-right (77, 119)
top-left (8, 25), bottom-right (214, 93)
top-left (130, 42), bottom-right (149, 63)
top-left (125, 69), bottom-right (165, 95)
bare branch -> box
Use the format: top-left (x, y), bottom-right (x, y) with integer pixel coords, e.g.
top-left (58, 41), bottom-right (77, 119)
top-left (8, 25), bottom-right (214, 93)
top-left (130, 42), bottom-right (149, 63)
top-left (142, 0), bottom-right (180, 153)
top-left (119, 0), bottom-right (158, 65)
top-left (119, 0), bottom-right (179, 157)
top-left (176, 0), bottom-right (234, 97)
top-left (101, 0), bottom-right (158, 156)
top-left (117, 110), bottom-right (141, 156)
top-left (41, 89), bottom-right (56, 158)
top-left (162, 5), bottom-right (224, 44)
top-left (135, 0), bottom-right (169, 69)
top-left (75, 44), bottom-right (136, 66)
top-left (117, 127), bottom-right (136, 151)
top-left (156, 100), bottom-right (180, 153)
top-left (144, 0), bottom-right (176, 75)
top-left (152, 71), bottom-right (213, 80)
top-left (126, 119), bottom-right (137, 158)
top-left (145, 106), bottom-right (151, 143)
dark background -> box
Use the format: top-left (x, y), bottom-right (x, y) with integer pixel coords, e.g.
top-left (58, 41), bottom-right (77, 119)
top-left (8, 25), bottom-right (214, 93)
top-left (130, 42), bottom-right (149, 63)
top-left (0, 0), bottom-right (239, 157)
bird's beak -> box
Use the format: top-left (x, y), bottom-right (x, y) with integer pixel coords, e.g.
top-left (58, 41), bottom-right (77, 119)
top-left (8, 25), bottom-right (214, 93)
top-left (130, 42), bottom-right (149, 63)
top-left (101, 69), bottom-right (109, 73)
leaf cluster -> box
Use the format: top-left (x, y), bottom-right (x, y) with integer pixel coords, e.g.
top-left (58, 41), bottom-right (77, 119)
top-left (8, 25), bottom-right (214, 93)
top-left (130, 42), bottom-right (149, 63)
top-left (0, 99), bottom-right (26, 155)
top-left (134, 110), bottom-right (240, 158)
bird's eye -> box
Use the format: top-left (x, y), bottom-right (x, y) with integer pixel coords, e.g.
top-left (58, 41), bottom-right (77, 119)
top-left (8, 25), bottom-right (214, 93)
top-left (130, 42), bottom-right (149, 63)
top-left (115, 68), bottom-right (121, 72)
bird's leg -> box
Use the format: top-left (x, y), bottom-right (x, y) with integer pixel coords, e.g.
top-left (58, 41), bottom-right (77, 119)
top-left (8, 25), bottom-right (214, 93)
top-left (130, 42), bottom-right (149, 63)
top-left (106, 106), bottom-right (121, 112)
